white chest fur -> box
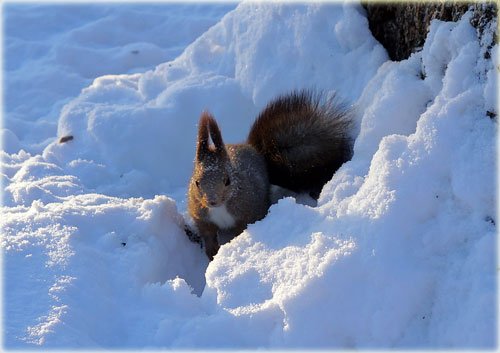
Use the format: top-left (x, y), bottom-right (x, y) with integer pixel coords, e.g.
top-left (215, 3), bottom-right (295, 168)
top-left (208, 204), bottom-right (236, 229)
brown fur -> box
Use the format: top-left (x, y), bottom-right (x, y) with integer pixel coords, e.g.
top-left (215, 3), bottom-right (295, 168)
top-left (188, 112), bottom-right (269, 260)
top-left (189, 90), bottom-right (353, 260)
top-left (247, 90), bottom-right (353, 198)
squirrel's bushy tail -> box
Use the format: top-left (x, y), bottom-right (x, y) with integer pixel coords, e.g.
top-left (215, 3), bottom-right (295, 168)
top-left (247, 90), bottom-right (353, 198)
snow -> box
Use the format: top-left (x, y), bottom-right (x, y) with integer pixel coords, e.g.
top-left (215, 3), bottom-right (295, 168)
top-left (1, 1), bottom-right (497, 350)
top-left (3, 2), bottom-right (236, 155)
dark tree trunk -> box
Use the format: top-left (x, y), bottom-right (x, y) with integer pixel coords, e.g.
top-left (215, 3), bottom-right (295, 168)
top-left (362, 2), bottom-right (497, 61)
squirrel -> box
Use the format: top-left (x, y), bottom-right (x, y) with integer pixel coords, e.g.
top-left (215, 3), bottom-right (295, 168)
top-left (188, 90), bottom-right (353, 260)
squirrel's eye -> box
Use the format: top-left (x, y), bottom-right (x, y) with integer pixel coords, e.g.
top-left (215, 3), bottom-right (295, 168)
top-left (195, 180), bottom-right (200, 188)
top-left (224, 177), bottom-right (231, 186)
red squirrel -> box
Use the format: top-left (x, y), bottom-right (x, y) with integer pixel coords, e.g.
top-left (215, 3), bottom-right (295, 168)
top-left (188, 90), bottom-right (353, 260)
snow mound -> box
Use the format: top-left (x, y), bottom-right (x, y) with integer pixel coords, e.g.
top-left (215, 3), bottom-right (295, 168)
top-left (39, 2), bottom-right (386, 198)
top-left (2, 192), bottom-right (207, 347)
top-left (2, 2), bottom-right (497, 349)
top-left (3, 3), bottom-right (235, 154)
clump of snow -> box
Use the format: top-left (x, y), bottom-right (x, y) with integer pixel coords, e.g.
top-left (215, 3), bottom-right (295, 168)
top-left (2, 1), bottom-right (497, 350)
top-left (2, 194), bottom-right (207, 347)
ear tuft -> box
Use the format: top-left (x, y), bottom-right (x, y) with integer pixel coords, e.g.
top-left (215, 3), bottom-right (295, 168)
top-left (207, 118), bottom-right (225, 153)
top-left (196, 111), bottom-right (226, 160)
top-left (196, 111), bottom-right (211, 160)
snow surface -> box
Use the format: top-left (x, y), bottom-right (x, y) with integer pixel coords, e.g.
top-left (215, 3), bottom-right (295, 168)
top-left (3, 2), bottom-right (236, 155)
top-left (1, 1), bottom-right (497, 350)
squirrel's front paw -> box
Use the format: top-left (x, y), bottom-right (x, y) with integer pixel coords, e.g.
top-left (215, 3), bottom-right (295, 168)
top-left (184, 224), bottom-right (202, 248)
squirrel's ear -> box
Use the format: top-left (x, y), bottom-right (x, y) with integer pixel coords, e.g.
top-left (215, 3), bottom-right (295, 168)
top-left (206, 115), bottom-right (225, 154)
top-left (196, 112), bottom-right (211, 161)
top-left (197, 112), bottom-right (226, 160)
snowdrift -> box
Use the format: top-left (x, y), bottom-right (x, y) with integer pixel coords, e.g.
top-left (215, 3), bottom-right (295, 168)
top-left (2, 3), bottom-right (235, 155)
top-left (2, 2), bottom-right (497, 349)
